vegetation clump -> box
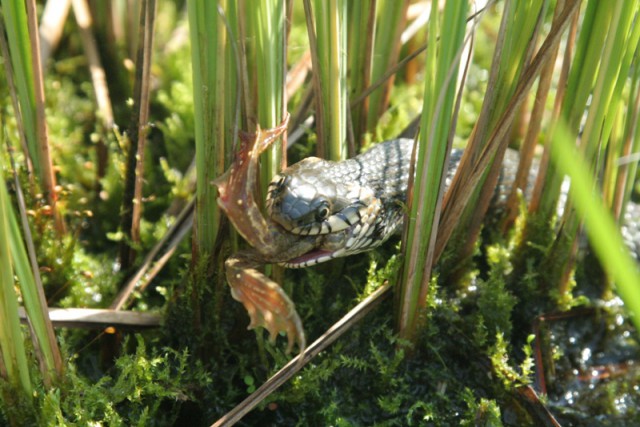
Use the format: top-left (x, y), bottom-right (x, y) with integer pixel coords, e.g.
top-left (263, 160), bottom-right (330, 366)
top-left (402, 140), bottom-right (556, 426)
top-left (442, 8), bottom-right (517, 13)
top-left (0, 1), bottom-right (639, 425)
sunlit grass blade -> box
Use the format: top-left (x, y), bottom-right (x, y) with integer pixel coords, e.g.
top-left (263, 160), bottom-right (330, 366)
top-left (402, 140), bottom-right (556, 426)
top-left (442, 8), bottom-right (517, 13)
top-left (347, 0), bottom-right (376, 146)
top-left (3, 138), bottom-right (63, 385)
top-left (305, 0), bottom-right (348, 160)
top-left (580, 1), bottom-right (638, 162)
top-left (0, 19), bottom-right (31, 174)
top-left (243, 0), bottom-right (286, 192)
top-left (7, 190), bottom-right (63, 385)
top-left (187, 0), bottom-right (228, 256)
top-left (437, 0), bottom-right (547, 269)
top-left (501, 0), bottom-right (567, 231)
top-left (365, 0), bottom-right (408, 138)
top-left (397, 0), bottom-right (468, 341)
top-left (1, 0), bottom-right (38, 168)
top-left (536, 0), bottom-right (614, 221)
top-left (435, 0), bottom-right (581, 261)
top-left (603, 6), bottom-right (640, 218)
top-left (618, 60), bottom-right (640, 216)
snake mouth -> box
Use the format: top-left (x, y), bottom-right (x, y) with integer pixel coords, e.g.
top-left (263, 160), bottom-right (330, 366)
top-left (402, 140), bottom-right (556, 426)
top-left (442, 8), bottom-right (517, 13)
top-left (280, 217), bottom-right (363, 268)
top-left (280, 229), bottom-right (353, 268)
top-left (281, 249), bottom-right (339, 268)
top-left (279, 203), bottom-right (386, 268)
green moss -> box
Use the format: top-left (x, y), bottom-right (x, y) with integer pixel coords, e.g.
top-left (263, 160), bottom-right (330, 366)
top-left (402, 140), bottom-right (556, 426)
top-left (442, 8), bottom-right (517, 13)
top-left (476, 245), bottom-right (517, 341)
top-left (38, 336), bottom-right (209, 426)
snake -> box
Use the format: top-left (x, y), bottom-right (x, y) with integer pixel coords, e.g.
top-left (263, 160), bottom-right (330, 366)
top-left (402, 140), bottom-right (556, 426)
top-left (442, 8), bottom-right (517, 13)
top-left (266, 138), bottom-right (640, 267)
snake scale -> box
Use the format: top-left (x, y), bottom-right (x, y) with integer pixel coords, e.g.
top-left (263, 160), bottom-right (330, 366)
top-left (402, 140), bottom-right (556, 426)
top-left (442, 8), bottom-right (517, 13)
top-left (265, 138), bottom-right (640, 265)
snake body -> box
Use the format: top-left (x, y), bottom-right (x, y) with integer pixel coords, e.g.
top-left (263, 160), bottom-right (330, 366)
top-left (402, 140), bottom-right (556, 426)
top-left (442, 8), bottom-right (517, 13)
top-left (266, 138), bottom-right (640, 267)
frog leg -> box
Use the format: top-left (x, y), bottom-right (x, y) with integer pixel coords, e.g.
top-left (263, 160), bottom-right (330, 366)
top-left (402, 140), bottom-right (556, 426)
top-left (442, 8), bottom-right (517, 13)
top-left (225, 254), bottom-right (305, 354)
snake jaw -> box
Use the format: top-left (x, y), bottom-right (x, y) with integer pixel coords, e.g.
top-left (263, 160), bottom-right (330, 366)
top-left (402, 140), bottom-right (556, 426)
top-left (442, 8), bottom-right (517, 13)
top-left (281, 197), bottom-right (388, 268)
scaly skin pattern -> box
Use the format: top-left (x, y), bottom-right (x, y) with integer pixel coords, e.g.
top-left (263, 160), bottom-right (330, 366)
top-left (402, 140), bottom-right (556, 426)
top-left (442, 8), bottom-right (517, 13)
top-left (216, 117), bottom-right (640, 355)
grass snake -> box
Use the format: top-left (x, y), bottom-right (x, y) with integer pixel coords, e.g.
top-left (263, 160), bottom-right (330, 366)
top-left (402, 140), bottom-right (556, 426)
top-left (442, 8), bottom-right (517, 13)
top-left (266, 138), bottom-right (640, 266)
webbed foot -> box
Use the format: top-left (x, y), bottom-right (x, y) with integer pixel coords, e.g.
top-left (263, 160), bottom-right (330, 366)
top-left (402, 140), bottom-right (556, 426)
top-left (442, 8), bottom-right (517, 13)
top-left (225, 255), bottom-right (306, 354)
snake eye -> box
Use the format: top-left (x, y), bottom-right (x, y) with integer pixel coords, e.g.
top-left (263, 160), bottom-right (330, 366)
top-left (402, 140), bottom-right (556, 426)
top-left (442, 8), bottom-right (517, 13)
top-left (316, 204), bottom-right (330, 221)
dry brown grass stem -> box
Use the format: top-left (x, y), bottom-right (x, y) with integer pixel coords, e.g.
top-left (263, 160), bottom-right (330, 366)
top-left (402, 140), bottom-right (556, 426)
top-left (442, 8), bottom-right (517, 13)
top-left (110, 199), bottom-right (194, 310)
top-left (39, 0), bottom-right (72, 65)
top-left (72, 0), bottom-right (115, 128)
top-left (118, 0), bottom-right (157, 270)
top-left (18, 308), bottom-right (162, 329)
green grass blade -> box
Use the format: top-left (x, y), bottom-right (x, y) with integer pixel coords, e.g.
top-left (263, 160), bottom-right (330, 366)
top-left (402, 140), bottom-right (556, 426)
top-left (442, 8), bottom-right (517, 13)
top-left (1, 0), bottom-right (63, 234)
top-left (550, 123), bottom-right (640, 332)
top-left (541, 2), bottom-right (639, 294)
top-left (580, 1), bottom-right (637, 160)
top-left (0, 0), bottom-right (38, 170)
top-left (0, 171), bottom-right (32, 397)
top-left (309, 0), bottom-right (348, 161)
top-left (436, 0), bottom-right (580, 263)
top-left (621, 59), bottom-right (640, 214)
top-left (397, 0), bottom-right (468, 340)
top-left (347, 0), bottom-right (376, 146)
top-left (8, 196), bottom-right (62, 384)
top-left (598, 3), bottom-right (640, 159)
top-left (365, 0), bottom-right (408, 136)
top-left (436, 0), bottom-right (547, 268)
top-left (244, 0), bottom-right (286, 192)
top-left (187, 0), bottom-right (227, 255)
top-left (537, 0), bottom-right (614, 219)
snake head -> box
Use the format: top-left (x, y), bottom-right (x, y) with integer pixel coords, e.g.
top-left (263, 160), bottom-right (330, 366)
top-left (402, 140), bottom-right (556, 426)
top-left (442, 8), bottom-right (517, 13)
top-left (266, 158), bottom-right (377, 237)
